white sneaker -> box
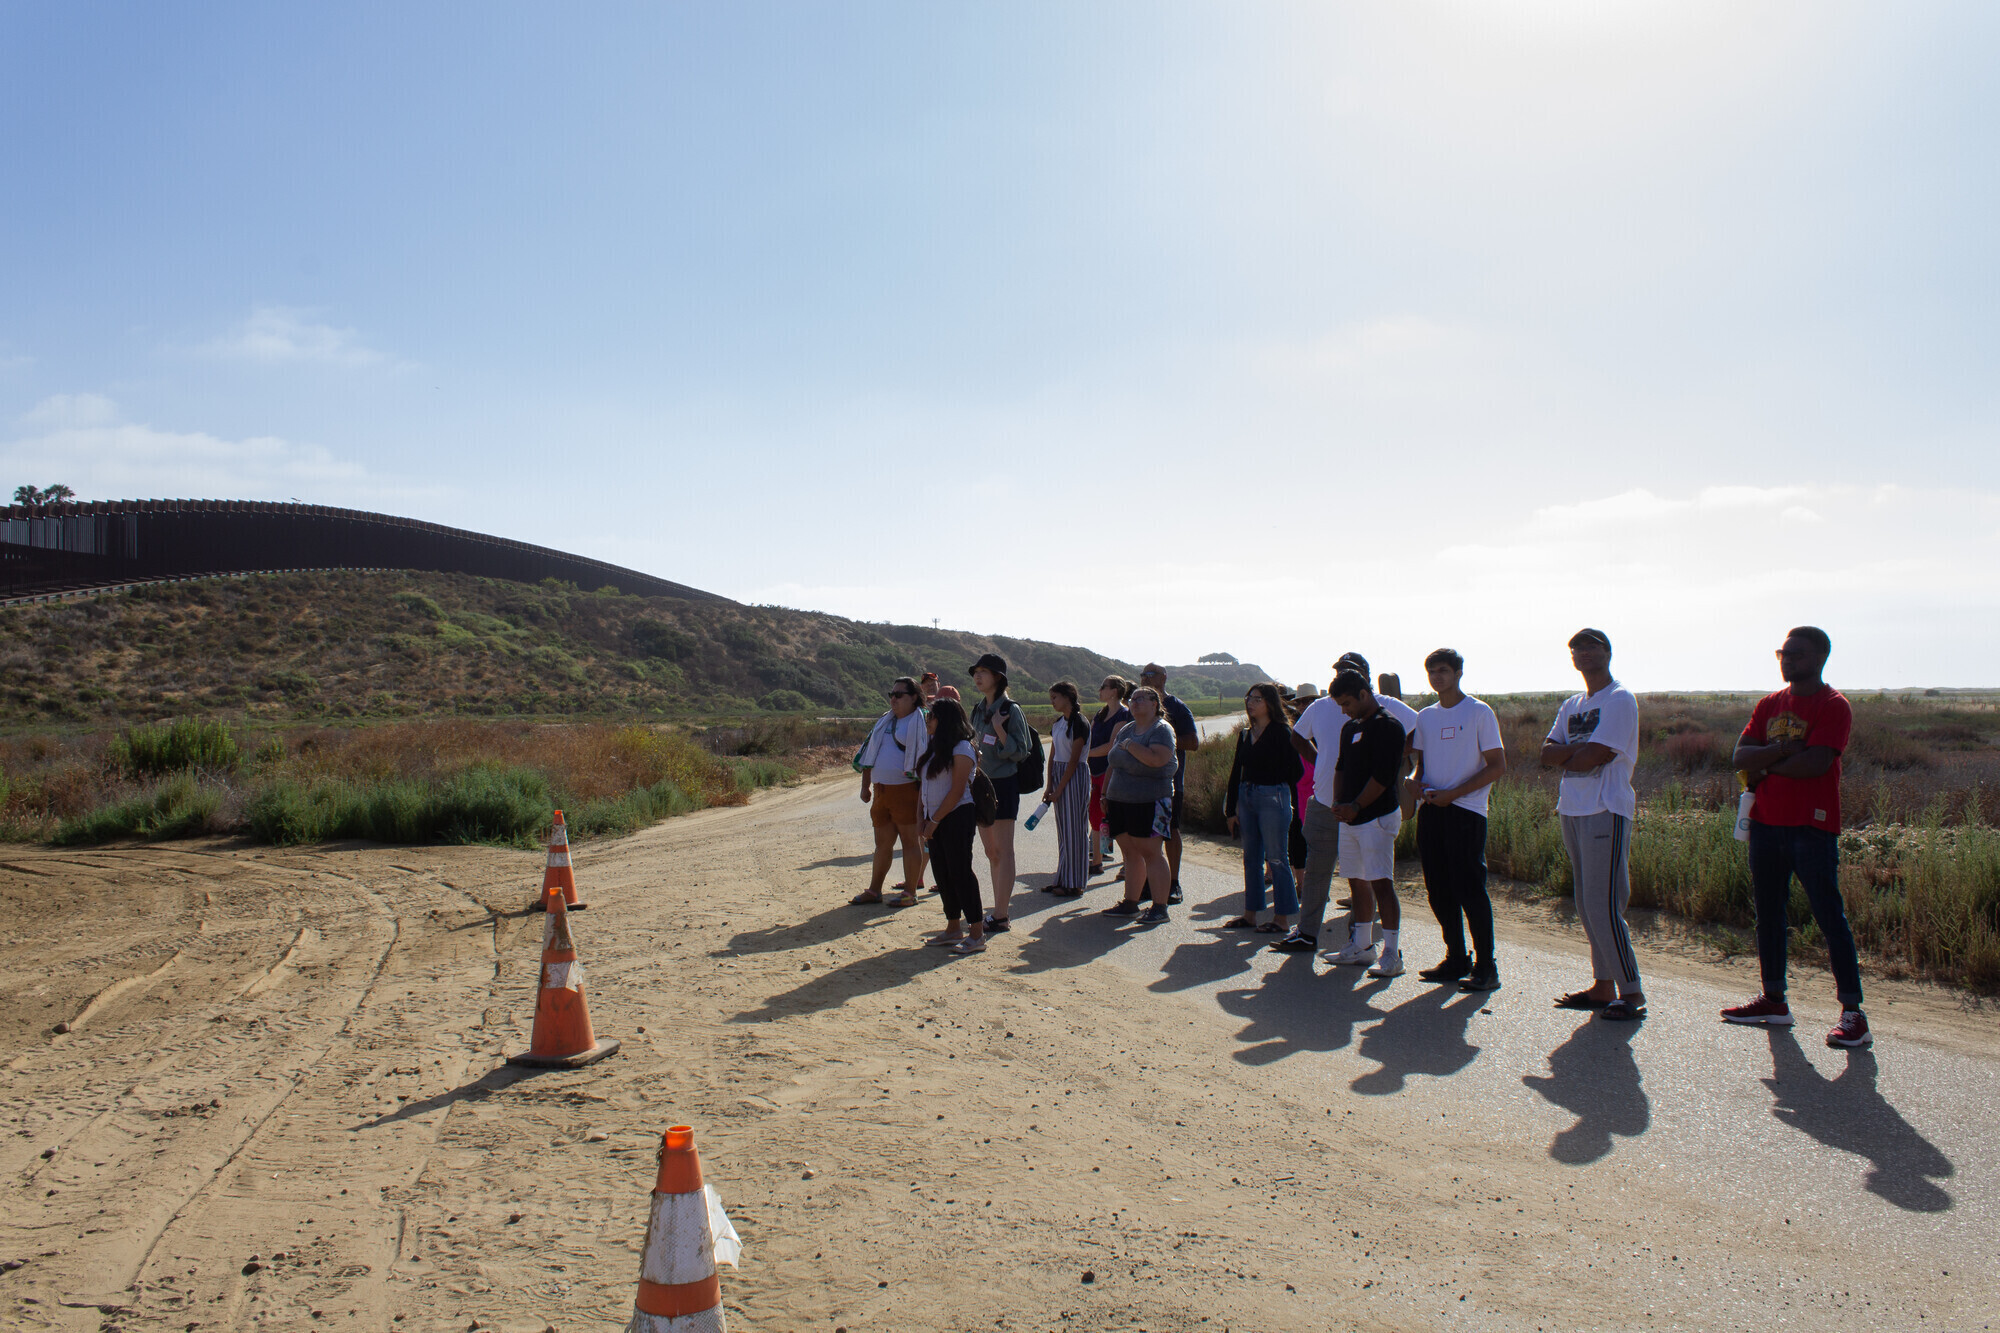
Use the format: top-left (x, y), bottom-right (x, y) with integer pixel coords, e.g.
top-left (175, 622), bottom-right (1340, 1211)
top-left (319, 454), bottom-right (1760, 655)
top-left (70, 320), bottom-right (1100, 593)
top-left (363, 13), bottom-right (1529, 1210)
top-left (1327, 940), bottom-right (1378, 966)
top-left (1366, 949), bottom-right (1404, 978)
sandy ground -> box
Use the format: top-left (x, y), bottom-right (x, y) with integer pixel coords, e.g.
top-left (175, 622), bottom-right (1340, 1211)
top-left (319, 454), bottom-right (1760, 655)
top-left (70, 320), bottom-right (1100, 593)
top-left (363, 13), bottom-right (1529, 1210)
top-left (2, 771), bottom-right (1995, 1333)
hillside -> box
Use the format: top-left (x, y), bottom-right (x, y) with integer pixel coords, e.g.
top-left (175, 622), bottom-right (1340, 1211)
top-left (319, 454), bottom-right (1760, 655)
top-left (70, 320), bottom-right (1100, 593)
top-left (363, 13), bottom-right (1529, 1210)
top-left (6, 570), bottom-right (1271, 726)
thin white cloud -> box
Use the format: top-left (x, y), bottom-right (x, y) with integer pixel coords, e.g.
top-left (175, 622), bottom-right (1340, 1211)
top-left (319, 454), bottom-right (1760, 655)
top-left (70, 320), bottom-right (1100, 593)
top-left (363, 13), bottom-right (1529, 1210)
top-left (3, 394), bottom-right (427, 505)
top-left (1696, 484), bottom-right (1811, 509)
top-left (1528, 488), bottom-right (1690, 531)
top-left (191, 306), bottom-right (397, 368)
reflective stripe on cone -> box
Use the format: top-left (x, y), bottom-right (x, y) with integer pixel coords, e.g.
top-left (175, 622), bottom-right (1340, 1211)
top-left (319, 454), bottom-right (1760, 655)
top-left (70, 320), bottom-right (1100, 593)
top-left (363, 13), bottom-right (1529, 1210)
top-left (625, 1127), bottom-right (739, 1333)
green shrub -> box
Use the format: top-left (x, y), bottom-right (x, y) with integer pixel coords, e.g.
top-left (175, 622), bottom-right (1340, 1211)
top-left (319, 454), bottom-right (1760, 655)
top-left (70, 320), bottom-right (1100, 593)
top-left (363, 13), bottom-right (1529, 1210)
top-left (759, 689), bottom-right (814, 712)
top-left (110, 718), bottom-right (241, 775)
top-left (246, 764), bottom-right (553, 847)
top-left (54, 771), bottom-right (223, 844)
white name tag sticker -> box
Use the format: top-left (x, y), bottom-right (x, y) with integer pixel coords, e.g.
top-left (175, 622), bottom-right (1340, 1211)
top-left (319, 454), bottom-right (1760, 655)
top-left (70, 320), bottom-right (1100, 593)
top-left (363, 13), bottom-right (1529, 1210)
top-left (1440, 726), bottom-right (1458, 739)
top-left (1814, 809), bottom-right (1826, 822)
top-left (983, 735), bottom-right (997, 745)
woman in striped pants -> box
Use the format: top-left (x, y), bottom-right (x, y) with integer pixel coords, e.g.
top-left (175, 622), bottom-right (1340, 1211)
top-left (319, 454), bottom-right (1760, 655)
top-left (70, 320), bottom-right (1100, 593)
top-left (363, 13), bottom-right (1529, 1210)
top-left (1046, 682), bottom-right (1093, 896)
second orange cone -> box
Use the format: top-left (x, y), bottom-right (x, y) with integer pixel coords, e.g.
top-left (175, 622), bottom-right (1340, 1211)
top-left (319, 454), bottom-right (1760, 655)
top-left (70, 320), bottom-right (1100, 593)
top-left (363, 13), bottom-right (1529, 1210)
top-left (507, 889), bottom-right (620, 1068)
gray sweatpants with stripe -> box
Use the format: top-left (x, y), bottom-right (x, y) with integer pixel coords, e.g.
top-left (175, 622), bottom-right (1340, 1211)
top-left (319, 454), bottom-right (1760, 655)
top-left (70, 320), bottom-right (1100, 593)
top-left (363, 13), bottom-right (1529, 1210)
top-left (1561, 811), bottom-right (1642, 990)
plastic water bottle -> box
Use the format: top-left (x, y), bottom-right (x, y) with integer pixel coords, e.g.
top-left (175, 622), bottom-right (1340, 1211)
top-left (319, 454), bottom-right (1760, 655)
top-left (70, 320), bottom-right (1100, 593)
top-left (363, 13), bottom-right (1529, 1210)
top-left (1733, 773), bottom-right (1755, 842)
top-left (1024, 801), bottom-right (1052, 831)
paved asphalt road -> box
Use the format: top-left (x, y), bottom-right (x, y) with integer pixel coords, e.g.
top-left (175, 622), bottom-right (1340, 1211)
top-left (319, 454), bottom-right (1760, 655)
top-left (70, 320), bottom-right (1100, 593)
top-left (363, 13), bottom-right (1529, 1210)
top-left (844, 768), bottom-right (1996, 1314)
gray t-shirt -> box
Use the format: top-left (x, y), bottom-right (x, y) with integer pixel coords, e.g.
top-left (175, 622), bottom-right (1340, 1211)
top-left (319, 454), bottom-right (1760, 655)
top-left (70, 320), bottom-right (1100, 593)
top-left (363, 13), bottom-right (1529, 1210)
top-left (1104, 717), bottom-right (1178, 803)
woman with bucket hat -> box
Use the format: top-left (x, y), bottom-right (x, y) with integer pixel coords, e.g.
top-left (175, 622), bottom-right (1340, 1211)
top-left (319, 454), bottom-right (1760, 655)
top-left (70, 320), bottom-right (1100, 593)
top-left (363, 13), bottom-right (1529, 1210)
top-left (969, 652), bottom-right (1033, 933)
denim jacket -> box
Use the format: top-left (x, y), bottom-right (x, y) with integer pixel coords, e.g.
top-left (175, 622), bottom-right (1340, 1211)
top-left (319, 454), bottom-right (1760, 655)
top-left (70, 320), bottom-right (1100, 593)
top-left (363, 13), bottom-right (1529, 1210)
top-left (970, 695), bottom-right (1032, 779)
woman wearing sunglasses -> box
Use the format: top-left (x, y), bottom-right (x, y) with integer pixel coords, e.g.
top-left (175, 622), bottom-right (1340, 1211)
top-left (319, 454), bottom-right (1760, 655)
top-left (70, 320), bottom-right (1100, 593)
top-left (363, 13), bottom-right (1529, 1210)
top-left (852, 676), bottom-right (928, 909)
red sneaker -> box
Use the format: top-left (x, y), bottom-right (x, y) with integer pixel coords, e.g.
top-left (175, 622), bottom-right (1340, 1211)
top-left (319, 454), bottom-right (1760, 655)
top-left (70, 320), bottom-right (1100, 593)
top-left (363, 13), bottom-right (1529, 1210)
top-left (1826, 1010), bottom-right (1872, 1049)
top-left (1720, 993), bottom-right (1795, 1026)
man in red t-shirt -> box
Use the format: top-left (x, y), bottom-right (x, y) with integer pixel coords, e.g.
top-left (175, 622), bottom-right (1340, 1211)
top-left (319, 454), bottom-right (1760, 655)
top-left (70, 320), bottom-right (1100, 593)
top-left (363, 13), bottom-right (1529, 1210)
top-left (1720, 626), bottom-right (1869, 1049)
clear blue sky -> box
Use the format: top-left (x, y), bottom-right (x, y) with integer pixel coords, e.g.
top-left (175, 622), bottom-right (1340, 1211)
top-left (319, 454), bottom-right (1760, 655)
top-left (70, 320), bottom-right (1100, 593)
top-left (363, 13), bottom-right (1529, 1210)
top-left (5, 2), bottom-right (1995, 690)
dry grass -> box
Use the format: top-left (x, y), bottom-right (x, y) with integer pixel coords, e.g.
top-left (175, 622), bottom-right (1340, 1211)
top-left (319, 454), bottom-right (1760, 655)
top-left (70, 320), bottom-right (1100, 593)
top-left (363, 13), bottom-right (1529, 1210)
top-left (4, 719), bottom-right (829, 848)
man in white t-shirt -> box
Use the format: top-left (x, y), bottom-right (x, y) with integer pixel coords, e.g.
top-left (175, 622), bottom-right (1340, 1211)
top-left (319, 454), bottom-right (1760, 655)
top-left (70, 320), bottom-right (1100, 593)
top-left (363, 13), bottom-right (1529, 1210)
top-left (1540, 629), bottom-right (1646, 1020)
top-left (855, 676), bottom-right (928, 907)
top-left (1410, 648), bottom-right (1507, 990)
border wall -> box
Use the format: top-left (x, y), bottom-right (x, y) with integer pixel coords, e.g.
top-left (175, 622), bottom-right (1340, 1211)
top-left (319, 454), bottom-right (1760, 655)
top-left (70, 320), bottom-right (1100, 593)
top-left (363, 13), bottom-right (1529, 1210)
top-left (0, 499), bottom-right (728, 603)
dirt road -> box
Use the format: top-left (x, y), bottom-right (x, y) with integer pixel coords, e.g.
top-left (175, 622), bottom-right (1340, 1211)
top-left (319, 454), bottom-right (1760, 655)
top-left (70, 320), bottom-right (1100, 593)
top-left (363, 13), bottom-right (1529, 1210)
top-left (3, 774), bottom-right (1993, 1331)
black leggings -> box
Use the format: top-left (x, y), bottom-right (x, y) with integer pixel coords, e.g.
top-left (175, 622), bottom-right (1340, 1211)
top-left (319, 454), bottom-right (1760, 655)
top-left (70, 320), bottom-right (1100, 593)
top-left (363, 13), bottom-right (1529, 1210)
top-left (1417, 802), bottom-right (1495, 963)
top-left (927, 805), bottom-right (982, 923)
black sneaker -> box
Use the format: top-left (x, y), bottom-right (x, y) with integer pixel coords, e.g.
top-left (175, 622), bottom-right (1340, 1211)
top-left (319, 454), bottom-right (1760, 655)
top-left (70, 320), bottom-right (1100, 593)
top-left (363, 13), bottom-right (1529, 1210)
top-left (1138, 904), bottom-right (1169, 925)
top-left (1459, 964), bottom-right (1501, 992)
top-left (1167, 881), bottom-right (1184, 905)
top-left (1269, 931), bottom-right (1318, 954)
top-left (1101, 900), bottom-right (1141, 917)
top-left (1418, 956), bottom-right (1472, 984)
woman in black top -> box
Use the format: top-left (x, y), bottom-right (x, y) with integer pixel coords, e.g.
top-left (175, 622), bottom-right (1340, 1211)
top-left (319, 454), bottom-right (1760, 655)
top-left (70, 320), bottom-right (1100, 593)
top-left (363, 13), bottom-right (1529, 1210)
top-left (1086, 676), bottom-right (1133, 875)
top-left (1222, 682), bottom-right (1304, 931)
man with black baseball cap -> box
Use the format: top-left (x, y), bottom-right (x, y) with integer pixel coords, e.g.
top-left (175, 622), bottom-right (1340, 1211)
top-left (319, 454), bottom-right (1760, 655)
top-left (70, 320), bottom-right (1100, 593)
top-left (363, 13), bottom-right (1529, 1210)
top-left (1539, 628), bottom-right (1644, 1013)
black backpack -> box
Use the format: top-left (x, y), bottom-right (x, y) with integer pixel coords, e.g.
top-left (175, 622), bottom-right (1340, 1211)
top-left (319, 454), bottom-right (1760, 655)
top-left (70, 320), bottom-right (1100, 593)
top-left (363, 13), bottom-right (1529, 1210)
top-left (1011, 706), bottom-right (1045, 796)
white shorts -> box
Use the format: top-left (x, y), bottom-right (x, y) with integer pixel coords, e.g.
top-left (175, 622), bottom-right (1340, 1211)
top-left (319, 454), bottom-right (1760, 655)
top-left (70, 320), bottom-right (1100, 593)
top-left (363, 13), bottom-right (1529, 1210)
top-left (1337, 810), bottom-right (1401, 881)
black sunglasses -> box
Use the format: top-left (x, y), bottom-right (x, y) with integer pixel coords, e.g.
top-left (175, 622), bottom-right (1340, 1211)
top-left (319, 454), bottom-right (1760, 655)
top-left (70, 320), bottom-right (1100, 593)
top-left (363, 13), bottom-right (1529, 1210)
top-left (888, 690), bottom-right (915, 698)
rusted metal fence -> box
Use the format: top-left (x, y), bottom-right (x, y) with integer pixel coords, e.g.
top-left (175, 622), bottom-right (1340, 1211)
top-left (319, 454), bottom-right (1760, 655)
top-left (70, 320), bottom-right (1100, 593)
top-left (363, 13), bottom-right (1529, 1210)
top-left (0, 499), bottom-right (727, 603)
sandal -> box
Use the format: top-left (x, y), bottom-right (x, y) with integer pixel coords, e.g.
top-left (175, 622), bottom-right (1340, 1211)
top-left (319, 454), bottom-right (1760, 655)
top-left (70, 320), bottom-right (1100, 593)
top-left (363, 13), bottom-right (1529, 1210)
top-left (890, 888), bottom-right (919, 909)
top-left (1255, 921), bottom-right (1289, 934)
top-left (1600, 998), bottom-right (1648, 1021)
top-left (1220, 915), bottom-right (1257, 929)
top-left (1554, 990), bottom-right (1608, 1010)
top-left (950, 937), bottom-right (988, 954)
top-left (927, 932), bottom-right (966, 947)
top-left (849, 891), bottom-right (885, 906)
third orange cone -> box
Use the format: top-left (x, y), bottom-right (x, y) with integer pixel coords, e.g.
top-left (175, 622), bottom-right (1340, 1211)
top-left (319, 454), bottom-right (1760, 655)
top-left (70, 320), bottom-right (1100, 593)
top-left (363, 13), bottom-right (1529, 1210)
top-left (536, 808), bottom-right (587, 911)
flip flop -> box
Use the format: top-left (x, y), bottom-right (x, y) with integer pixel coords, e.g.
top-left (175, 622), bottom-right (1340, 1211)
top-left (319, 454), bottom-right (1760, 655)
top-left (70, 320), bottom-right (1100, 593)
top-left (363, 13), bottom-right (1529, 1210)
top-left (1220, 916), bottom-right (1257, 929)
top-left (1554, 991), bottom-right (1608, 1010)
top-left (1255, 921), bottom-right (1289, 933)
top-left (849, 891), bottom-right (885, 906)
top-left (1600, 998), bottom-right (1648, 1021)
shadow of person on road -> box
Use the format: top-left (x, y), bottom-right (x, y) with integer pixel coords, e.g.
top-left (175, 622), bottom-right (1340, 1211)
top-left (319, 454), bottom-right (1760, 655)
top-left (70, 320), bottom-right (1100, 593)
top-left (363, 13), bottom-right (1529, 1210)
top-left (1215, 952), bottom-right (1389, 1065)
top-left (720, 902), bottom-right (909, 956)
top-left (1522, 1016), bottom-right (1650, 1165)
top-left (1350, 985), bottom-right (1484, 1096)
top-left (1763, 1028), bottom-right (1954, 1213)
top-left (731, 945), bottom-right (961, 1022)
top-left (352, 1063), bottom-right (534, 1130)
top-left (796, 853), bottom-right (878, 871)
top-left (1007, 900), bottom-right (1149, 975)
top-left (1149, 933), bottom-right (1267, 994)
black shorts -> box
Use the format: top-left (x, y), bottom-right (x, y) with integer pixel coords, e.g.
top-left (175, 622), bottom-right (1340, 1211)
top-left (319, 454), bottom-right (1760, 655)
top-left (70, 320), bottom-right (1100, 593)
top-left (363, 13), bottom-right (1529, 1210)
top-left (1170, 787), bottom-right (1185, 834)
top-left (1106, 797), bottom-right (1173, 841)
top-left (989, 771), bottom-right (1021, 822)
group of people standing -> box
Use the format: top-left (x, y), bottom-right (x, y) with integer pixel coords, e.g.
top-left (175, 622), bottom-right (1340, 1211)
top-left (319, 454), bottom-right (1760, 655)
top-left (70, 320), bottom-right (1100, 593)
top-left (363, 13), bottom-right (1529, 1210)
top-left (849, 626), bottom-right (1872, 1050)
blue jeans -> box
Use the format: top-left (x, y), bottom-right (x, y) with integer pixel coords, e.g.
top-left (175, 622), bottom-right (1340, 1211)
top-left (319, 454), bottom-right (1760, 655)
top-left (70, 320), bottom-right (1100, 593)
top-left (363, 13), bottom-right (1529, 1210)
top-left (1748, 821), bottom-right (1863, 1007)
top-left (1238, 782), bottom-right (1298, 915)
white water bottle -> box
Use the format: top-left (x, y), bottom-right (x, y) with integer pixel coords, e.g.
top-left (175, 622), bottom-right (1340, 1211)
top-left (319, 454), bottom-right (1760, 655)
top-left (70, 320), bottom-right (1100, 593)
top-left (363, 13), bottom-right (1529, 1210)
top-left (1733, 775), bottom-right (1755, 842)
top-left (1024, 801), bottom-right (1052, 831)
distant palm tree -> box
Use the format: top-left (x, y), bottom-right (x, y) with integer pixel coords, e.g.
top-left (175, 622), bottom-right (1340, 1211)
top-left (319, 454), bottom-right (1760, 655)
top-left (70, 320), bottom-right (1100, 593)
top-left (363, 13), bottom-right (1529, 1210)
top-left (11, 484), bottom-right (75, 505)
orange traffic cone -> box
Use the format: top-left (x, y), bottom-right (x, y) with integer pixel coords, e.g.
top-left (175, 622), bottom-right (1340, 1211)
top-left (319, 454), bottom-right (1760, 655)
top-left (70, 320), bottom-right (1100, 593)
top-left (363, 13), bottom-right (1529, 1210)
top-left (506, 890), bottom-right (620, 1068)
top-left (528, 809), bottom-right (587, 912)
top-left (626, 1125), bottom-right (741, 1333)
